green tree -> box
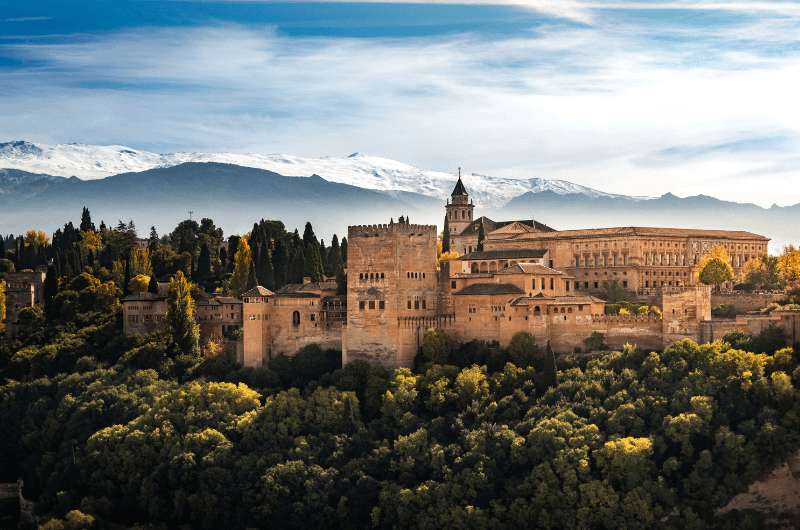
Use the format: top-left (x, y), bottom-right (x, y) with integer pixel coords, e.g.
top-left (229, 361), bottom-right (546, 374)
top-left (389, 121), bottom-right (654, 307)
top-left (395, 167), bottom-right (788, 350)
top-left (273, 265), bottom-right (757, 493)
top-left (43, 264), bottom-right (59, 317)
top-left (419, 329), bottom-right (453, 364)
top-left (197, 242), bottom-right (212, 281)
top-left (167, 270), bottom-right (200, 355)
top-left (477, 221), bottom-right (485, 252)
top-left (273, 239), bottom-right (289, 289)
top-left (229, 238), bottom-right (253, 296)
top-left (289, 246), bottom-right (306, 284)
top-left (698, 256), bottom-right (734, 289)
top-left (147, 273), bottom-right (159, 294)
top-left (325, 235), bottom-right (343, 278)
top-left (507, 331), bottom-right (539, 367)
top-left (256, 245), bottom-right (275, 289)
top-left (303, 222), bottom-right (324, 281)
top-left (79, 206), bottom-right (95, 232)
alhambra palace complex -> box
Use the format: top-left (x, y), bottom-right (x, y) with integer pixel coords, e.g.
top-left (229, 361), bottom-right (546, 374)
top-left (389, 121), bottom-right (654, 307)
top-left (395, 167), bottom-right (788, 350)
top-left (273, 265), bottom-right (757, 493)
top-left (10, 176), bottom-right (798, 367)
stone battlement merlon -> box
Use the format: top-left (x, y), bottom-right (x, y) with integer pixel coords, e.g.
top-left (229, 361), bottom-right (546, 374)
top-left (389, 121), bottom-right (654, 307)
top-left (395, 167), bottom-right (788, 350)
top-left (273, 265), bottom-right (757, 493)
top-left (348, 223), bottom-right (437, 236)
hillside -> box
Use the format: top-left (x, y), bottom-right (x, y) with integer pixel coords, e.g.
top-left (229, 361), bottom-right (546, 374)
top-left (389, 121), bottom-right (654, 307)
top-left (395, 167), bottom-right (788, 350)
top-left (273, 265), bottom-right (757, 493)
top-left (0, 162), bottom-right (440, 236)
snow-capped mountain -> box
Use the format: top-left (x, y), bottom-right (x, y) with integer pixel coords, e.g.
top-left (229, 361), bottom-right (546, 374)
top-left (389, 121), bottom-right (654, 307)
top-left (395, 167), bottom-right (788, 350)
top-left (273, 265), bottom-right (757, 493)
top-left (0, 140), bottom-right (642, 207)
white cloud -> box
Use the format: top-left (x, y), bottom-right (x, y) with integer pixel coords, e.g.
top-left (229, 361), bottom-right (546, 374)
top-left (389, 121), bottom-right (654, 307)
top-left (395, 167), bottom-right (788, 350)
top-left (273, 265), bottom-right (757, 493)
top-left (1, 11), bottom-right (800, 206)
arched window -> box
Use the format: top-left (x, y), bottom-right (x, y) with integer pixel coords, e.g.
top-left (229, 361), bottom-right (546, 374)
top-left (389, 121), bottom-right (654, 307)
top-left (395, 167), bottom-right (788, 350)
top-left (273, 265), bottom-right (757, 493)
top-left (534, 306), bottom-right (541, 316)
top-left (292, 311), bottom-right (300, 326)
top-left (471, 263), bottom-right (479, 273)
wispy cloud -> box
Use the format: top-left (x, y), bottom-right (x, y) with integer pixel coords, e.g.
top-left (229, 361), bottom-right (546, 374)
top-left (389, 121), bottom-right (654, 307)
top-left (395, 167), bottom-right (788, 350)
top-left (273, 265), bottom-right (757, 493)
top-left (3, 16), bottom-right (52, 23)
top-left (1, 6), bottom-right (800, 206)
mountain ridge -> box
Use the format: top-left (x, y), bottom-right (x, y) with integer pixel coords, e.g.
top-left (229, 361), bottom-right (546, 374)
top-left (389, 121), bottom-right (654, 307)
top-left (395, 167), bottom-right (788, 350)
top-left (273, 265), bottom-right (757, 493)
top-left (0, 140), bottom-right (645, 208)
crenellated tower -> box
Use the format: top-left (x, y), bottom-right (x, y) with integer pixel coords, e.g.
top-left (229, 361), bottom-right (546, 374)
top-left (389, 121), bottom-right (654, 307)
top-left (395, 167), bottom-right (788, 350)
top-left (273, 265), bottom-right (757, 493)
top-left (343, 221), bottom-right (438, 368)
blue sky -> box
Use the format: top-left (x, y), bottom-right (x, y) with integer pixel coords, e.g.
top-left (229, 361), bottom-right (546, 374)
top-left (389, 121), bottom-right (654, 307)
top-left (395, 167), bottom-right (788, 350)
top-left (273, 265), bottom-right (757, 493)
top-left (1, 0), bottom-right (800, 206)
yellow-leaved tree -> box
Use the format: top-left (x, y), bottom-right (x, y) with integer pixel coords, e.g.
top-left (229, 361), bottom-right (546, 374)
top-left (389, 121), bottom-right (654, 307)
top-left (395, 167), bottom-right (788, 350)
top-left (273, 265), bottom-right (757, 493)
top-left (778, 245), bottom-right (800, 289)
top-left (229, 238), bottom-right (253, 296)
top-left (694, 245), bottom-right (734, 286)
top-left (0, 279), bottom-right (5, 325)
top-left (24, 229), bottom-right (49, 248)
top-left (167, 270), bottom-right (200, 355)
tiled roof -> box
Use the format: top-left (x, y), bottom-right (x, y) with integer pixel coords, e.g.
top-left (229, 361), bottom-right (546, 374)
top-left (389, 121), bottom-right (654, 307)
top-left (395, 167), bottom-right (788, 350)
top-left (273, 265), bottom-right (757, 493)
top-left (496, 263), bottom-right (564, 275)
top-left (241, 286), bottom-right (275, 297)
top-left (277, 281), bottom-right (338, 294)
top-left (458, 248), bottom-right (547, 261)
top-left (214, 296), bottom-right (242, 304)
top-left (506, 226), bottom-right (769, 241)
top-left (122, 292), bottom-right (165, 302)
top-left (453, 283), bottom-right (525, 296)
top-left (451, 176), bottom-right (468, 197)
top-left (458, 216), bottom-right (556, 237)
top-left (509, 295), bottom-right (605, 306)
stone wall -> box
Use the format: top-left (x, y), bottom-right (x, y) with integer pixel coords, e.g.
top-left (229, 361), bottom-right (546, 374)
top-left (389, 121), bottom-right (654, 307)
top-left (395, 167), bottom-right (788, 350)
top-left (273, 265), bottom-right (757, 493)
top-left (711, 292), bottom-right (785, 313)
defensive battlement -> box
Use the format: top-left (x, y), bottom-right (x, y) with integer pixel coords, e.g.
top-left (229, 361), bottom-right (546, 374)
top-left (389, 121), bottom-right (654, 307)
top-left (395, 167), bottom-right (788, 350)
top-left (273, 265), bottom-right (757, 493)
top-left (348, 223), bottom-right (437, 237)
top-left (590, 314), bottom-right (662, 324)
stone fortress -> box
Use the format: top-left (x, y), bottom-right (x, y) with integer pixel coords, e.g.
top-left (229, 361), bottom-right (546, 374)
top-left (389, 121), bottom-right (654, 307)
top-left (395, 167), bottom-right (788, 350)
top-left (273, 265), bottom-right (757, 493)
top-left (113, 176), bottom-right (797, 368)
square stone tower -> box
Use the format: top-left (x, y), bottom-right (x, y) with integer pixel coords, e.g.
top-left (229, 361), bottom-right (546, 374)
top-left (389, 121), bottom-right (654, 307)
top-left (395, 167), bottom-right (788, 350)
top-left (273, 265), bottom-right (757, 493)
top-left (661, 285), bottom-right (712, 346)
top-left (343, 222), bottom-right (438, 368)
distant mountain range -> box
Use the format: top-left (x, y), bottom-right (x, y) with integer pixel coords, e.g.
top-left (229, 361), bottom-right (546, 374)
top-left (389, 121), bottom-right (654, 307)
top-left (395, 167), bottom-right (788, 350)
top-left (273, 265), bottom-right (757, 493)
top-left (1, 140), bottom-right (798, 250)
top-left (0, 140), bottom-right (638, 208)
top-left (0, 163), bottom-right (439, 238)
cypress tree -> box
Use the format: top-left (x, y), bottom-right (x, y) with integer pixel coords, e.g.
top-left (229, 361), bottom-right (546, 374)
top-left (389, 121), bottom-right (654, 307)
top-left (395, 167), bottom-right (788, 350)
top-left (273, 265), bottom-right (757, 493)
top-left (319, 239), bottom-right (327, 277)
top-left (304, 243), bottom-right (323, 282)
top-left (43, 264), bottom-right (59, 317)
top-left (302, 222), bottom-right (317, 248)
top-left (167, 270), bottom-right (200, 355)
top-left (148, 273), bottom-right (159, 294)
top-left (336, 266), bottom-right (347, 295)
top-left (340, 237), bottom-right (348, 264)
top-left (123, 253), bottom-right (132, 295)
top-left (477, 222), bottom-right (486, 252)
top-left (247, 259), bottom-right (258, 289)
top-left (542, 341), bottom-right (558, 390)
top-left (0, 236), bottom-right (5, 259)
top-left (226, 236), bottom-right (241, 274)
top-left (148, 226), bottom-right (159, 253)
top-left (289, 246), bottom-right (306, 284)
top-left (326, 235), bottom-right (342, 277)
top-left (273, 239), bottom-right (289, 289)
top-left (256, 245), bottom-right (275, 290)
top-left (197, 242), bottom-right (212, 280)
top-left (443, 215), bottom-right (450, 252)
top-left (219, 246), bottom-right (228, 273)
top-left (80, 206), bottom-right (95, 232)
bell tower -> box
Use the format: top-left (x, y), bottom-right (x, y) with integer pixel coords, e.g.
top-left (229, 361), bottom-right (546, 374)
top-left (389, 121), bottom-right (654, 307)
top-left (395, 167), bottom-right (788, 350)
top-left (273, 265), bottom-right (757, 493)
top-left (445, 168), bottom-right (474, 237)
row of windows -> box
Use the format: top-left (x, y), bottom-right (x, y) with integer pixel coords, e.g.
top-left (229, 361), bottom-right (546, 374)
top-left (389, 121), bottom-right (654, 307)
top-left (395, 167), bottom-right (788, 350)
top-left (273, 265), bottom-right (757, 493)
top-left (533, 277), bottom-right (557, 290)
top-left (407, 299), bottom-right (427, 310)
top-left (359, 272), bottom-right (385, 281)
top-left (574, 241), bottom-right (630, 250)
top-left (576, 280), bottom-right (628, 289)
top-left (644, 270), bottom-right (689, 277)
top-left (407, 271), bottom-right (427, 279)
top-left (574, 255), bottom-right (629, 267)
top-left (359, 300), bottom-right (386, 310)
top-left (127, 314), bottom-right (164, 323)
top-left (448, 209), bottom-right (471, 220)
top-left (643, 280), bottom-right (685, 288)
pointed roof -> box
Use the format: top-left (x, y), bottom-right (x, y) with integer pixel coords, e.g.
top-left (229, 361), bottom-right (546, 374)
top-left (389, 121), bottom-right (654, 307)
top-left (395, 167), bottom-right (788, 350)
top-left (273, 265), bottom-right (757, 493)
top-left (451, 175), bottom-right (468, 197)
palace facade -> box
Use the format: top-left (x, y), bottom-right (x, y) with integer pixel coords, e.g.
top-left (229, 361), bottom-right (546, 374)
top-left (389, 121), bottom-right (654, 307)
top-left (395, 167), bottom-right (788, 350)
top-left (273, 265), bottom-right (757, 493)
top-left (113, 176), bottom-right (796, 369)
